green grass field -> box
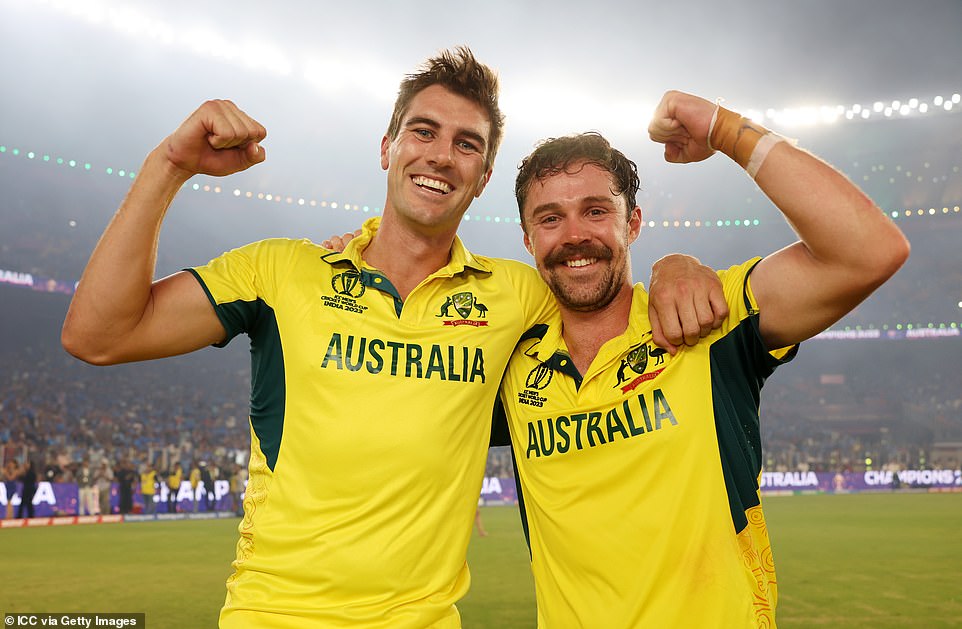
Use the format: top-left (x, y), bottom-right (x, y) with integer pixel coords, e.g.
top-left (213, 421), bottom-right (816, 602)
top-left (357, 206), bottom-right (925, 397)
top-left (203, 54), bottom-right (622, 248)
top-left (2, 492), bottom-right (960, 628)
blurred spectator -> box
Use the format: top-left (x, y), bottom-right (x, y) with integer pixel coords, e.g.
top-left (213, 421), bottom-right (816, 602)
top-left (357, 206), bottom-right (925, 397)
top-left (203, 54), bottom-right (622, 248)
top-left (140, 462), bottom-right (158, 515)
top-left (17, 459), bottom-right (37, 519)
top-left (229, 463), bottom-right (246, 516)
top-left (76, 458), bottom-right (98, 516)
top-left (188, 461), bottom-right (201, 513)
top-left (115, 458), bottom-right (136, 515)
top-left (200, 461), bottom-right (214, 512)
top-left (3, 458), bottom-right (19, 519)
top-left (166, 462), bottom-right (183, 514)
top-left (43, 453), bottom-right (62, 484)
top-left (95, 460), bottom-right (113, 515)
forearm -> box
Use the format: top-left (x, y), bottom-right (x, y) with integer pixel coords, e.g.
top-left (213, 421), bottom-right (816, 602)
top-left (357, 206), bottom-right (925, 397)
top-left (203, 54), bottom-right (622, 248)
top-left (712, 108), bottom-right (910, 346)
top-left (62, 147), bottom-right (192, 360)
top-left (706, 101), bottom-right (907, 277)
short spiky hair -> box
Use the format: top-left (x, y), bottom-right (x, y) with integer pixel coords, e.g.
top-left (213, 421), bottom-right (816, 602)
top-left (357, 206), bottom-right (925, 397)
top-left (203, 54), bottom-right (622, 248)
top-left (386, 46), bottom-right (504, 170)
top-left (515, 132), bottom-right (640, 225)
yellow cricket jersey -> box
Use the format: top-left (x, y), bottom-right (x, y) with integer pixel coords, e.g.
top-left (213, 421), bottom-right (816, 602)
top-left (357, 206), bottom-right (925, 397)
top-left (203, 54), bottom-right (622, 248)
top-left (189, 217), bottom-right (553, 628)
top-left (496, 259), bottom-right (796, 628)
top-left (139, 470), bottom-right (156, 495)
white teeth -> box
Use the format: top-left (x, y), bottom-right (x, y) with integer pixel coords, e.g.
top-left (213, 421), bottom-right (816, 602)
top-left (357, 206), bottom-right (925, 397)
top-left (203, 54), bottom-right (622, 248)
top-left (565, 258), bottom-right (596, 268)
top-left (412, 175), bottom-right (451, 194)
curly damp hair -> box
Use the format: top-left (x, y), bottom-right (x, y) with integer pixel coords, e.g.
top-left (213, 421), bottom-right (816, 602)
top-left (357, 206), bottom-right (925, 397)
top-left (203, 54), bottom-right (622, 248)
top-left (386, 46), bottom-right (504, 170)
top-left (515, 132), bottom-right (640, 226)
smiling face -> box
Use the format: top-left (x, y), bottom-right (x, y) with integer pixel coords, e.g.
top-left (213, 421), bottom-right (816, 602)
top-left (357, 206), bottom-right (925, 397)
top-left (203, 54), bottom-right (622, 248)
top-left (380, 84), bottom-right (492, 236)
top-left (522, 161), bottom-right (642, 312)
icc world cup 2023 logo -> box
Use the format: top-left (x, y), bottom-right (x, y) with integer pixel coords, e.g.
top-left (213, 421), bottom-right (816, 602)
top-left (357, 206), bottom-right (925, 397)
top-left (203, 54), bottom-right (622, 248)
top-left (332, 270), bottom-right (365, 299)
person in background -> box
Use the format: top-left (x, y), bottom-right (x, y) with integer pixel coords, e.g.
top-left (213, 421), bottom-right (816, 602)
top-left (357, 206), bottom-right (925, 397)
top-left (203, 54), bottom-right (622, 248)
top-left (95, 459), bottom-right (113, 515)
top-left (77, 458), bottom-right (98, 516)
top-left (188, 460), bottom-right (201, 513)
top-left (166, 462), bottom-right (183, 514)
top-left (3, 459), bottom-right (19, 519)
top-left (199, 461), bottom-right (215, 512)
top-left (140, 461), bottom-right (158, 515)
top-left (473, 505), bottom-right (487, 538)
top-left (115, 458), bottom-right (137, 515)
top-left (229, 463), bottom-right (246, 517)
top-left (43, 453), bottom-right (62, 484)
top-left (16, 459), bottom-right (37, 519)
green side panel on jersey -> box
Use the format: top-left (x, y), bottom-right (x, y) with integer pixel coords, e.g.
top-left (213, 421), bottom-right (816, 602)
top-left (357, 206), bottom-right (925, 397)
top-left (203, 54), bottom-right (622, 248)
top-left (244, 300), bottom-right (285, 473)
top-left (709, 314), bottom-right (786, 533)
top-left (188, 268), bottom-right (286, 473)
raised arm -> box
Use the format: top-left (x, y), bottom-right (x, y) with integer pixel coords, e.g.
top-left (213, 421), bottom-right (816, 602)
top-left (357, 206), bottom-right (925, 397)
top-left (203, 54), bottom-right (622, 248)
top-left (61, 100), bottom-right (267, 365)
top-left (648, 90), bottom-right (910, 349)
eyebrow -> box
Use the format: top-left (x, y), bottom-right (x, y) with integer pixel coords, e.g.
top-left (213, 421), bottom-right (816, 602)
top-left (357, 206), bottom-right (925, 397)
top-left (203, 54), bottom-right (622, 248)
top-left (404, 116), bottom-right (488, 151)
top-left (529, 195), bottom-right (617, 216)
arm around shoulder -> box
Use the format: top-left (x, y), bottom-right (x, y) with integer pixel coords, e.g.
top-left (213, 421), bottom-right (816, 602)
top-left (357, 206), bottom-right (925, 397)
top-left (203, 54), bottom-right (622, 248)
top-left (647, 253), bottom-right (728, 353)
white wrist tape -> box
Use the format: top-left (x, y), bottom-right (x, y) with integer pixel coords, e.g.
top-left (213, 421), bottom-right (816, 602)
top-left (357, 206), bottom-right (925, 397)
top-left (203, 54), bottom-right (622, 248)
top-left (706, 102), bottom-right (721, 152)
top-left (745, 132), bottom-right (790, 179)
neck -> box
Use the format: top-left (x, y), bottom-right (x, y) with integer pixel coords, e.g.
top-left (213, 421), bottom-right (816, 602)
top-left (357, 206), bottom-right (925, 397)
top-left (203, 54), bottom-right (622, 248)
top-left (560, 283), bottom-right (634, 375)
top-left (362, 212), bottom-right (459, 300)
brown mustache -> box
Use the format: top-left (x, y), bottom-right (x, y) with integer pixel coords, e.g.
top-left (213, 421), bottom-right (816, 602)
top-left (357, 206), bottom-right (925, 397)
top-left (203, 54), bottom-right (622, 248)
top-left (544, 244), bottom-right (613, 267)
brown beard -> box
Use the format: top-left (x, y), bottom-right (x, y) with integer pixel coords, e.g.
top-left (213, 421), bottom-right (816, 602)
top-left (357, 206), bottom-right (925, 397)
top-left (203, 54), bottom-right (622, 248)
top-left (540, 243), bottom-right (625, 312)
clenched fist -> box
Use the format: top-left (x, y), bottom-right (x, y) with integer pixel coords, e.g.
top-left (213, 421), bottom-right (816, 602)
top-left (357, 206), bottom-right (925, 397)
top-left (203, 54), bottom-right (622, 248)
top-left (647, 90), bottom-right (716, 164)
top-left (163, 99), bottom-right (267, 178)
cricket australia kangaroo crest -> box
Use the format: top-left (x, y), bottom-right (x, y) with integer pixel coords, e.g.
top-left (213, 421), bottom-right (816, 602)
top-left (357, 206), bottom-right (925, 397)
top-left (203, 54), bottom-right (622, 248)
top-left (435, 291), bottom-right (489, 327)
top-left (615, 342), bottom-right (668, 392)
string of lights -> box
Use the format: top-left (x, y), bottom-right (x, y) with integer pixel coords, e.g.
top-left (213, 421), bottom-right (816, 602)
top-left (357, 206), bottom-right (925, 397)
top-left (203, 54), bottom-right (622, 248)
top-left (2, 143), bottom-right (959, 227)
top-left (744, 93), bottom-right (962, 127)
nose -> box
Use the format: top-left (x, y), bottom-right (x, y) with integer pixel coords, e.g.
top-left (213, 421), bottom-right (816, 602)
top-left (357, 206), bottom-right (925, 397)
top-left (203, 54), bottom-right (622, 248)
top-left (560, 215), bottom-right (591, 245)
top-left (427, 142), bottom-right (455, 168)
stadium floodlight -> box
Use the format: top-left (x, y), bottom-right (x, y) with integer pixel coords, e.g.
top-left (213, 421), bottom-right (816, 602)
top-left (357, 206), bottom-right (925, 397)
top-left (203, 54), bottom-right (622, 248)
top-left (14, 0), bottom-right (960, 133)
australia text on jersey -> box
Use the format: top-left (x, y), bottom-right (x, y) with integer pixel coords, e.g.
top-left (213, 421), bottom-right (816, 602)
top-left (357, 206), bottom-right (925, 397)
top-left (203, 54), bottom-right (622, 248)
top-left (525, 388), bottom-right (678, 458)
top-left (321, 332), bottom-right (486, 383)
